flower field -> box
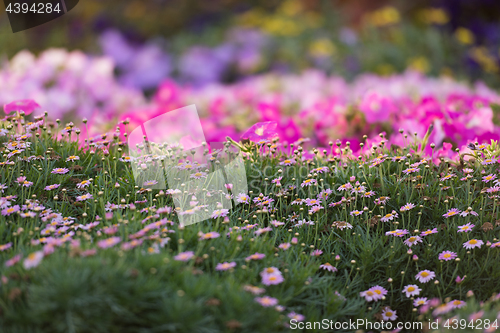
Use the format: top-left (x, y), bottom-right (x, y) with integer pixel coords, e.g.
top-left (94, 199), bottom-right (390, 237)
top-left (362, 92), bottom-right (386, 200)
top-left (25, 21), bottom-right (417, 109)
top-left (2, 1), bottom-right (500, 332)
top-left (0, 109), bottom-right (500, 332)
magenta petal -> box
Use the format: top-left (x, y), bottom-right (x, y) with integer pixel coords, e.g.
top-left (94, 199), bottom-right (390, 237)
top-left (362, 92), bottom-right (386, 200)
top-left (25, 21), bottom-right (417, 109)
top-left (4, 99), bottom-right (40, 115)
top-left (240, 121), bottom-right (279, 142)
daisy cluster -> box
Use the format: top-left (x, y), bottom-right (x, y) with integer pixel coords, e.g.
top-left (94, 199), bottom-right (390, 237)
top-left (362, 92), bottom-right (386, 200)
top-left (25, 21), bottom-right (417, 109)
top-left (0, 110), bottom-right (500, 331)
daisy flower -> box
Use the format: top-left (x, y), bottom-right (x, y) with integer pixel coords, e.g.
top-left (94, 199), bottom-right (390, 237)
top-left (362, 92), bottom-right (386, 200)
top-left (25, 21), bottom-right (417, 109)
top-left (279, 159), bottom-right (295, 166)
top-left (415, 270), bottom-right (436, 283)
top-left (216, 262), bottom-right (237, 271)
top-left (443, 208), bottom-right (461, 218)
top-left (380, 211), bottom-right (398, 222)
top-left (287, 312), bottom-right (305, 322)
top-left (21, 180), bottom-right (33, 187)
top-left (460, 209), bottom-right (478, 217)
top-left (255, 296), bottom-right (278, 307)
top-left (66, 155), bottom-right (80, 162)
top-left (174, 251), bottom-right (194, 261)
top-left (260, 267), bottom-right (281, 277)
top-left (44, 184), bottom-right (61, 191)
top-left (421, 228), bottom-right (438, 236)
top-left (414, 297), bottom-right (428, 307)
top-left (190, 172), bottom-right (207, 179)
top-left (310, 249), bottom-right (323, 257)
top-left (448, 300), bottom-right (466, 309)
top-left (439, 251), bottom-right (457, 261)
top-left (0, 242), bottom-right (12, 251)
top-left (262, 274), bottom-right (285, 285)
top-left (5, 254), bottom-right (22, 267)
top-left (1, 205), bottom-right (20, 216)
top-left (211, 209), bottom-right (229, 219)
top-left (458, 223), bottom-right (475, 232)
top-left (236, 193), bottom-right (250, 204)
top-left (243, 285), bottom-right (265, 295)
top-left (483, 174), bottom-right (497, 183)
top-left (402, 167), bottom-right (420, 174)
top-left (350, 210), bottom-right (363, 216)
top-left (97, 237), bottom-right (121, 249)
top-left (76, 193), bottom-right (93, 201)
top-left (143, 180), bottom-right (159, 187)
top-left (319, 263), bottom-right (338, 272)
top-left (374, 196), bottom-right (390, 205)
top-left (245, 252), bottom-right (266, 261)
top-left (23, 251), bottom-right (44, 269)
top-left (400, 203), bottom-right (415, 212)
top-left (199, 231), bottom-right (220, 240)
top-left (301, 179), bottom-right (317, 187)
top-left (76, 180), bottom-right (91, 189)
top-left (279, 243), bottom-right (291, 250)
top-left (381, 307), bottom-right (397, 321)
top-left (403, 284), bottom-right (421, 298)
top-left (51, 168), bottom-right (69, 175)
top-left (463, 239), bottom-right (483, 249)
top-left (404, 236), bottom-right (423, 247)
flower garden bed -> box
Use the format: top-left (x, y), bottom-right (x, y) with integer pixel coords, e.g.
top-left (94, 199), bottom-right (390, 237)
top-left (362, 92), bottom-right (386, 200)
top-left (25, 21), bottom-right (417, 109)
top-left (0, 112), bottom-right (499, 332)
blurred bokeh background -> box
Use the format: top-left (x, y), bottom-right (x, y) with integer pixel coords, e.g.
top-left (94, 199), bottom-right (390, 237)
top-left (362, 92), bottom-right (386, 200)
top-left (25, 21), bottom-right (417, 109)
top-left (1, 0), bottom-right (500, 90)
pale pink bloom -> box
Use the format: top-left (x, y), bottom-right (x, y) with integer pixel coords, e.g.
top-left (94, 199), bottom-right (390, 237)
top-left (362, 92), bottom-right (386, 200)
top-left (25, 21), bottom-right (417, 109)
top-left (215, 261), bottom-right (237, 271)
top-left (97, 236), bottom-right (121, 249)
top-left (255, 296), bottom-right (278, 307)
top-left (174, 251), bottom-right (194, 261)
top-left (262, 274), bottom-right (285, 285)
top-left (403, 284), bottom-right (421, 298)
top-left (23, 251), bottom-right (44, 269)
top-left (463, 239), bottom-right (483, 249)
top-left (415, 270), bottom-right (436, 283)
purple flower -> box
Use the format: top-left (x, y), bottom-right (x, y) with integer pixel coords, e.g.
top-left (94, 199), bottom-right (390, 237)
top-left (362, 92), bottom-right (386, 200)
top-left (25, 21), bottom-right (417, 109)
top-left (174, 251), bottom-right (194, 262)
top-left (216, 261), bottom-right (237, 271)
top-left (97, 237), bottom-right (121, 249)
top-left (439, 251), bottom-right (457, 261)
top-left (51, 168), bottom-right (69, 175)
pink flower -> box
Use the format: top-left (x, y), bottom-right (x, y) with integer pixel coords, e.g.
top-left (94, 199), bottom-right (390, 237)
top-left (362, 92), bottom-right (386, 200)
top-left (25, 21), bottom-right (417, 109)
top-left (4, 99), bottom-right (40, 115)
top-left (216, 261), bottom-right (237, 271)
top-left (174, 251), bottom-right (194, 261)
top-left (51, 168), bottom-right (70, 175)
top-left (403, 284), bottom-right (421, 298)
top-left (310, 249), bottom-right (323, 257)
top-left (240, 121), bottom-right (278, 142)
top-left (439, 250), bottom-right (457, 261)
top-left (463, 239), bottom-right (483, 249)
top-left (255, 296), bottom-right (278, 307)
top-left (262, 273), bottom-right (285, 285)
top-left (0, 243), bottom-right (12, 251)
top-left (2, 205), bottom-right (20, 216)
top-left (319, 263), bottom-right (338, 272)
top-left (245, 252), bottom-right (266, 261)
top-left (23, 251), bottom-right (44, 269)
top-left (97, 236), bottom-right (121, 249)
top-left (5, 254), bottom-right (21, 267)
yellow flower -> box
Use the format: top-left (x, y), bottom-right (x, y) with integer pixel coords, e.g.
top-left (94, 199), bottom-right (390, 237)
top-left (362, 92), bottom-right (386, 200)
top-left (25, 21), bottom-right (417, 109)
top-left (366, 6), bottom-right (400, 27)
top-left (417, 8), bottom-right (449, 25)
top-left (455, 27), bottom-right (475, 45)
top-left (408, 56), bottom-right (430, 73)
top-left (309, 38), bottom-right (336, 57)
top-left (279, 0), bottom-right (302, 17)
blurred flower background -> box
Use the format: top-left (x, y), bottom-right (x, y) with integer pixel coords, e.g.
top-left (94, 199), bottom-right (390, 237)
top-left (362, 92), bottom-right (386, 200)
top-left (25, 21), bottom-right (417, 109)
top-left (1, 0), bottom-right (500, 152)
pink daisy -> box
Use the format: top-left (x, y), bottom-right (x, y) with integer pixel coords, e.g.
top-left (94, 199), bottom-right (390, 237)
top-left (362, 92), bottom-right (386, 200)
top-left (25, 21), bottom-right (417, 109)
top-left (403, 284), bottom-right (421, 298)
top-left (23, 251), bottom-right (44, 269)
top-left (463, 239), bottom-right (484, 249)
top-left (415, 270), bottom-right (436, 283)
top-left (216, 261), bottom-right (237, 271)
top-left (174, 251), bottom-right (194, 261)
top-left (51, 168), bottom-right (70, 175)
top-left (255, 296), bottom-right (278, 307)
top-left (439, 250), bottom-right (457, 261)
top-left (97, 237), bottom-right (121, 249)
